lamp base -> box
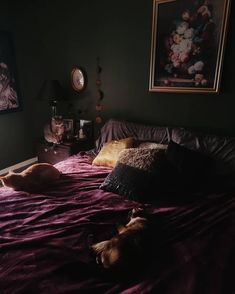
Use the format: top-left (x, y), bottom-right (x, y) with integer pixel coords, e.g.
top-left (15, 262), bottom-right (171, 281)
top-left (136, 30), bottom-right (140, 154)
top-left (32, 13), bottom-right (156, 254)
top-left (51, 100), bottom-right (57, 117)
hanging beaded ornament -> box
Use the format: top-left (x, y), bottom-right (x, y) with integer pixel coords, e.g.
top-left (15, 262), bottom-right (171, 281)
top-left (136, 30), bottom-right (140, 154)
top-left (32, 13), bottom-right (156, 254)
top-left (95, 57), bottom-right (104, 124)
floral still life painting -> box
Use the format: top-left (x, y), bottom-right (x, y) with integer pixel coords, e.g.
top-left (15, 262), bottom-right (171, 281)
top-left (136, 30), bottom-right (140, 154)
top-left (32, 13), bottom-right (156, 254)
top-left (149, 0), bottom-right (231, 93)
top-left (0, 32), bottom-right (21, 113)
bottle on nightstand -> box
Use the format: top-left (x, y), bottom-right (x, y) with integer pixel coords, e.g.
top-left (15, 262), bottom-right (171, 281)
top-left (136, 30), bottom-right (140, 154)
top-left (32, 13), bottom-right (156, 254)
top-left (37, 120), bottom-right (94, 164)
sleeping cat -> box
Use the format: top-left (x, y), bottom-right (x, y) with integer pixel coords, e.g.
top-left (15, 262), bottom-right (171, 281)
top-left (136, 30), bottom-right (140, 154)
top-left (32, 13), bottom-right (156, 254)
top-left (44, 116), bottom-right (65, 144)
top-left (90, 207), bottom-right (152, 271)
top-left (0, 163), bottom-right (61, 193)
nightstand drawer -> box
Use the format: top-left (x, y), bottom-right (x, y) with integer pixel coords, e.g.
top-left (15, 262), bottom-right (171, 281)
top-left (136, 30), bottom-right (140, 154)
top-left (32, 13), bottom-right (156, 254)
top-left (37, 140), bottom-right (94, 164)
top-left (37, 144), bottom-right (70, 164)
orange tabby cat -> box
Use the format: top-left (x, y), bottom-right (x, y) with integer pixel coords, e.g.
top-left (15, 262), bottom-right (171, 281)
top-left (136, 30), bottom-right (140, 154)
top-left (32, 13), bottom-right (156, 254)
top-left (0, 163), bottom-right (61, 193)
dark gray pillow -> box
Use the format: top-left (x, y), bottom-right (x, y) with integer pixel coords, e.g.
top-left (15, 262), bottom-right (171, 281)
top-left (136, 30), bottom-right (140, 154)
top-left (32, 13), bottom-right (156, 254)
top-left (165, 140), bottom-right (213, 190)
top-left (100, 148), bottom-right (170, 201)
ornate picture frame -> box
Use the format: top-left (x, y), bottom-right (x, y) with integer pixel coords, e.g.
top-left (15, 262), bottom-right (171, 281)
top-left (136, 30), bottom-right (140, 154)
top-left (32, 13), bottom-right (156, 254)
top-left (149, 0), bottom-right (231, 94)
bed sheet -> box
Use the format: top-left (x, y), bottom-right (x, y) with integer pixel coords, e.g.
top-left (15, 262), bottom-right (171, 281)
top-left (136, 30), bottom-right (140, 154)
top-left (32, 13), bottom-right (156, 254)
top-left (0, 153), bottom-right (235, 294)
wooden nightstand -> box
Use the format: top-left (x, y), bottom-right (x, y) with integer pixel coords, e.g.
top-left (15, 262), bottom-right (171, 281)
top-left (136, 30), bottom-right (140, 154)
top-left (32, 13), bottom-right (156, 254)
top-left (37, 140), bottom-right (94, 164)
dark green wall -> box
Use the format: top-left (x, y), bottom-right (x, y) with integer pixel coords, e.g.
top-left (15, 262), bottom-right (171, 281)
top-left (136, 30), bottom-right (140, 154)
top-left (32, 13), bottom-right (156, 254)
top-left (0, 1), bottom-right (50, 169)
top-left (0, 0), bottom-right (234, 169)
top-left (0, 2), bottom-right (34, 169)
top-left (34, 0), bottom-right (235, 133)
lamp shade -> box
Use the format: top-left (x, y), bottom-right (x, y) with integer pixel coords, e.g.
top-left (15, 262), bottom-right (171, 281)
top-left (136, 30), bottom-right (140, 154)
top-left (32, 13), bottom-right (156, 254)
top-left (37, 80), bottom-right (64, 102)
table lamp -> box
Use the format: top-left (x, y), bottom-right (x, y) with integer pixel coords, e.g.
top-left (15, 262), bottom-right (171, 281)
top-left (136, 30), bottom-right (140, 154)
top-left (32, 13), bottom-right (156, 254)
top-left (37, 80), bottom-right (64, 117)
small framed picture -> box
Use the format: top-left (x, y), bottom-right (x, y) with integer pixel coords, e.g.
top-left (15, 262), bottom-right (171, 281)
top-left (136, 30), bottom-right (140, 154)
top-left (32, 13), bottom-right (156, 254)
top-left (79, 119), bottom-right (93, 140)
top-left (74, 119), bottom-right (93, 141)
top-left (63, 118), bottom-right (74, 139)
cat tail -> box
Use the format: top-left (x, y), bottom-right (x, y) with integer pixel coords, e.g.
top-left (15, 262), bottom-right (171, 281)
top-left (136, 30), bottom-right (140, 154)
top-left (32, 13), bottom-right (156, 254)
top-left (0, 174), bottom-right (6, 182)
top-left (1, 170), bottom-right (15, 178)
top-left (0, 172), bottom-right (10, 179)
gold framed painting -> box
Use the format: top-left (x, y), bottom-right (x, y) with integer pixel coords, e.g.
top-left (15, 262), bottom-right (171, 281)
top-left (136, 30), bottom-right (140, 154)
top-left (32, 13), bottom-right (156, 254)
top-left (149, 0), bottom-right (231, 94)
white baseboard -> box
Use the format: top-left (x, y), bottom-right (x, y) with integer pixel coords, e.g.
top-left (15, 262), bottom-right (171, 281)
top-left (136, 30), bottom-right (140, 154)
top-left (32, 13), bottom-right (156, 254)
top-left (0, 157), bottom-right (38, 175)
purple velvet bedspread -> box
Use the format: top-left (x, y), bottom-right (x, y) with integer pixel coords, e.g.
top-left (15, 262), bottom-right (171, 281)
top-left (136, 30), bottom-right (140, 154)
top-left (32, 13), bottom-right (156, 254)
top-left (1, 153), bottom-right (235, 294)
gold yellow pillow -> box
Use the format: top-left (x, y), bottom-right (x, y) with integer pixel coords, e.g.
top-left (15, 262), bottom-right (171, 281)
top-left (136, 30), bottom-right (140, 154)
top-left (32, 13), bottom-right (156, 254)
top-left (92, 137), bottom-right (134, 167)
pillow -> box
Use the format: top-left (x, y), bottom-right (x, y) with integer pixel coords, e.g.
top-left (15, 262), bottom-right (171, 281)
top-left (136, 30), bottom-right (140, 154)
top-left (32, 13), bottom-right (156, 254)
top-left (138, 142), bottom-right (168, 150)
top-left (92, 137), bottom-right (134, 167)
top-left (165, 140), bottom-right (212, 189)
top-left (100, 148), bottom-right (170, 200)
top-left (172, 127), bottom-right (235, 177)
top-left (94, 119), bottom-right (170, 153)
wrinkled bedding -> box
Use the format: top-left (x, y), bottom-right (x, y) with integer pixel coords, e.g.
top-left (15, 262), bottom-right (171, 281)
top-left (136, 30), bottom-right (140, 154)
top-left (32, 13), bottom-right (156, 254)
top-left (1, 153), bottom-right (235, 294)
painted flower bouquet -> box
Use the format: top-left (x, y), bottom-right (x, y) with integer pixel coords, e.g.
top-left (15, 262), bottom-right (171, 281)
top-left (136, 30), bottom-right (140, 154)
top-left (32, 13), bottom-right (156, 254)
top-left (163, 0), bottom-right (215, 87)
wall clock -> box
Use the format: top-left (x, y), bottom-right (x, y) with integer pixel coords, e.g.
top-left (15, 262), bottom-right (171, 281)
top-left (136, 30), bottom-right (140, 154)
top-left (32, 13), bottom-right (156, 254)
top-left (71, 67), bottom-right (87, 92)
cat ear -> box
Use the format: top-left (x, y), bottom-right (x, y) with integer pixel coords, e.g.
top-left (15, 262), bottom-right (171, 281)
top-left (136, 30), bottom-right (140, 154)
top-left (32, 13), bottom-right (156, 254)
top-left (91, 240), bottom-right (109, 253)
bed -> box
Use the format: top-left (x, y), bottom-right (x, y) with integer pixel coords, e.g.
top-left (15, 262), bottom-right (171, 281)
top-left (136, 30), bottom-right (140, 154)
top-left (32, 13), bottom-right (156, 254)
top-left (1, 119), bottom-right (235, 294)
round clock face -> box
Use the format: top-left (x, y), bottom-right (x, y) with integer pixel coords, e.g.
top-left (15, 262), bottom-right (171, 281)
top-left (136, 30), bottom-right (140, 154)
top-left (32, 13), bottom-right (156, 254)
top-left (71, 67), bottom-right (86, 92)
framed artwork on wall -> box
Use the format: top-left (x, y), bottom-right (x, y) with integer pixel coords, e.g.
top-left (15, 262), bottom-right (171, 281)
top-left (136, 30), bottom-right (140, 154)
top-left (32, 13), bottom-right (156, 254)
top-left (77, 119), bottom-right (93, 141)
top-left (149, 0), bottom-right (231, 94)
top-left (0, 32), bottom-right (21, 113)
top-left (63, 118), bottom-right (75, 140)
